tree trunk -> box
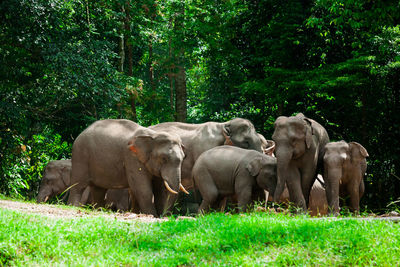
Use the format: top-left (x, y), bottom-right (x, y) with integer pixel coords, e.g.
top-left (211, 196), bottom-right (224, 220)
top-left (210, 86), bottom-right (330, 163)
top-left (175, 64), bottom-right (187, 122)
top-left (173, 3), bottom-right (187, 122)
top-left (118, 7), bottom-right (125, 73)
top-left (169, 38), bottom-right (174, 112)
top-left (124, 2), bottom-right (137, 121)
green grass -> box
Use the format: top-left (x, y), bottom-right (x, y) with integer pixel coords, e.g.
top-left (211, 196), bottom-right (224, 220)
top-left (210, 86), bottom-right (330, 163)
top-left (1, 206), bottom-right (400, 266)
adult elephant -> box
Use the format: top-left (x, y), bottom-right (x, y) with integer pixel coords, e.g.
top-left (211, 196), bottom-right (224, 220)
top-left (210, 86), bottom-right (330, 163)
top-left (323, 141), bottom-right (368, 214)
top-left (272, 113), bottom-right (329, 211)
top-left (150, 118), bottom-right (263, 189)
top-left (68, 119), bottom-right (187, 217)
top-left (149, 118), bottom-right (263, 212)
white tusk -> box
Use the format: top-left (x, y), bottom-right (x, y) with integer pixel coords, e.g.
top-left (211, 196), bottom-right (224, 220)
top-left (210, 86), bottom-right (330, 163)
top-left (180, 183), bottom-right (190, 195)
top-left (44, 196), bottom-right (49, 203)
top-left (264, 143), bottom-right (276, 156)
top-left (164, 181), bottom-right (178, 194)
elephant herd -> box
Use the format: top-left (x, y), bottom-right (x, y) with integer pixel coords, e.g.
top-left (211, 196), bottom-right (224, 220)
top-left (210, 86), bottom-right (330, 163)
top-left (37, 114), bottom-right (369, 217)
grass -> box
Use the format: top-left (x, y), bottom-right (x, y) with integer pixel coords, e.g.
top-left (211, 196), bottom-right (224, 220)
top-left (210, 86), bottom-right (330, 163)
top-left (1, 204), bottom-right (400, 266)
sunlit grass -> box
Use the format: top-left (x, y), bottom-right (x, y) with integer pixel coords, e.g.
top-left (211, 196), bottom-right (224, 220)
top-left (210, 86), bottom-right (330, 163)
top-left (1, 204), bottom-right (399, 266)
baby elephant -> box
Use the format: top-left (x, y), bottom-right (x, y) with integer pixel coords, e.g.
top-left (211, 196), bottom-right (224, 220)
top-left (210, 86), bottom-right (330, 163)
top-left (193, 146), bottom-right (277, 213)
top-left (324, 141), bottom-right (368, 214)
top-left (37, 159), bottom-right (71, 203)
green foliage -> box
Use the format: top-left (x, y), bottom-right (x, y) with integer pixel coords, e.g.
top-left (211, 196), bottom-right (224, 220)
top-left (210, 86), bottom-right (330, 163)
top-left (1, 208), bottom-right (400, 265)
top-left (0, 129), bottom-right (71, 199)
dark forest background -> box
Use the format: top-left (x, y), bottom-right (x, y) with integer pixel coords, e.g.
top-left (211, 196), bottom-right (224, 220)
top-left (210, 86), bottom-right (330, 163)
top-left (1, 0), bottom-right (399, 212)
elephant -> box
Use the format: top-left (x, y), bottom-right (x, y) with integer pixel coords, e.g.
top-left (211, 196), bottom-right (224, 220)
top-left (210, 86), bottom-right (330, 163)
top-left (37, 159), bottom-right (137, 212)
top-left (269, 175), bottom-right (329, 216)
top-left (272, 113), bottom-right (329, 211)
top-left (37, 159), bottom-right (71, 203)
top-left (67, 119), bottom-right (188, 217)
top-left (104, 188), bottom-right (134, 212)
top-left (149, 118), bottom-right (263, 213)
top-left (323, 140), bottom-right (368, 214)
top-left (192, 146), bottom-right (277, 213)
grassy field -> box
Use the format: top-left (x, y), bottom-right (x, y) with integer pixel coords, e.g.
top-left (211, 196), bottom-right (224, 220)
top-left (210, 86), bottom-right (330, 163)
top-left (1, 205), bottom-right (400, 266)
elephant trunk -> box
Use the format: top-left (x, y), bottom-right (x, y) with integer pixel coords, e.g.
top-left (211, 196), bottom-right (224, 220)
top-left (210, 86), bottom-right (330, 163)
top-left (325, 165), bottom-right (342, 214)
top-left (251, 135), bottom-right (263, 153)
top-left (37, 187), bottom-right (52, 203)
top-left (273, 149), bottom-right (292, 203)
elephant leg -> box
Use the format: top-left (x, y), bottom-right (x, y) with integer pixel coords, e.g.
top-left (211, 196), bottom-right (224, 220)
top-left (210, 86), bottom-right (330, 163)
top-left (89, 186), bottom-right (107, 208)
top-left (198, 193), bottom-right (217, 214)
top-left (128, 176), bottom-right (157, 217)
top-left (80, 186), bottom-right (91, 205)
top-left (348, 182), bottom-right (360, 213)
top-left (68, 160), bottom-right (89, 206)
top-left (195, 170), bottom-right (218, 214)
top-left (128, 189), bottom-right (140, 213)
top-left (219, 197), bottom-right (228, 212)
top-left (236, 186), bottom-right (252, 212)
top-left (197, 185), bottom-right (218, 214)
top-left (285, 167), bottom-right (307, 211)
top-left (300, 165), bottom-right (317, 209)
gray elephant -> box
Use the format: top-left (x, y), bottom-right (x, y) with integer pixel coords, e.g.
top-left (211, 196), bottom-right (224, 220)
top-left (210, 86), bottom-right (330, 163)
top-left (67, 119), bottom-right (187, 217)
top-left (308, 177), bottom-right (329, 216)
top-left (323, 140), bottom-right (368, 214)
top-left (37, 159), bottom-right (137, 212)
top-left (104, 189), bottom-right (135, 212)
top-left (150, 118), bottom-right (263, 189)
top-left (192, 146), bottom-right (277, 213)
top-left (37, 159), bottom-right (71, 203)
top-left (266, 175), bottom-right (328, 216)
top-left (149, 118), bottom-right (263, 213)
top-left (272, 113), bottom-right (329, 211)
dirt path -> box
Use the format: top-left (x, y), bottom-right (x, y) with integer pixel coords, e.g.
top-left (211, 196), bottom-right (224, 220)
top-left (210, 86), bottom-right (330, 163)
top-left (0, 199), bottom-right (169, 223)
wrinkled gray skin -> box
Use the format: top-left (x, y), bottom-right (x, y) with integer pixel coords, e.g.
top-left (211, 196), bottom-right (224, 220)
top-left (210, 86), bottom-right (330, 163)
top-left (37, 160), bottom-right (71, 203)
top-left (149, 118), bottom-right (263, 213)
top-left (323, 141), bottom-right (368, 214)
top-left (192, 146), bottom-right (277, 213)
top-left (272, 113), bottom-right (329, 211)
top-left (68, 119), bottom-right (185, 217)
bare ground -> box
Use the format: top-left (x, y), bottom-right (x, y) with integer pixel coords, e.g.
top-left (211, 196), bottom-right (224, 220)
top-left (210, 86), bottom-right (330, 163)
top-left (0, 199), bottom-right (170, 223)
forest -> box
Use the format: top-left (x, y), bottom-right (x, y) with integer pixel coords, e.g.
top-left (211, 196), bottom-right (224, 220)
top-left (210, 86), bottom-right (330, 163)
top-left (1, 0), bottom-right (399, 213)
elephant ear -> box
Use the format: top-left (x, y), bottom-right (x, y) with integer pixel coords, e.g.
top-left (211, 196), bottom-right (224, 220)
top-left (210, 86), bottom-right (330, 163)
top-left (349, 142), bottom-right (369, 161)
top-left (60, 166), bottom-right (71, 186)
top-left (128, 134), bottom-right (155, 163)
top-left (246, 157), bottom-right (263, 177)
top-left (303, 118), bottom-right (314, 149)
top-left (222, 123), bottom-right (233, 145)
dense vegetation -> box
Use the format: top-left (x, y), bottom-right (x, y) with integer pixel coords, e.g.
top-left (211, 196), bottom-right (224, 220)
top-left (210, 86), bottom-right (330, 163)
top-left (1, 0), bottom-right (399, 212)
top-left (1, 207), bottom-right (400, 265)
